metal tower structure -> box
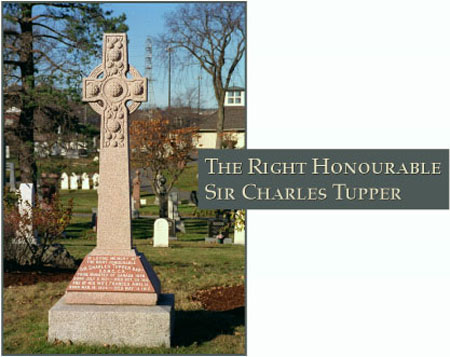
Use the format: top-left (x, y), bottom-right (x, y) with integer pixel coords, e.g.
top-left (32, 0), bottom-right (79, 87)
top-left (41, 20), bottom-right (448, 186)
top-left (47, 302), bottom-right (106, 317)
top-left (145, 36), bottom-right (156, 110)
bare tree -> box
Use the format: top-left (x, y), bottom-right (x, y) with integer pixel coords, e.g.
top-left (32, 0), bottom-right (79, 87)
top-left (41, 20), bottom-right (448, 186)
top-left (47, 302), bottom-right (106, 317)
top-left (159, 3), bottom-right (245, 149)
top-left (173, 87), bottom-right (197, 108)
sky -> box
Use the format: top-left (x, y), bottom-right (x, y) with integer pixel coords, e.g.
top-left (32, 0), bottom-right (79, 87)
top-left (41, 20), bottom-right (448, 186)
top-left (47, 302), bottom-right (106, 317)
top-left (101, 3), bottom-right (246, 109)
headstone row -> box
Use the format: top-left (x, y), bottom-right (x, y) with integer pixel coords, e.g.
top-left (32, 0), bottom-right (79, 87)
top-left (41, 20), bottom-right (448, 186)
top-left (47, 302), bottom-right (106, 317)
top-left (60, 172), bottom-right (99, 190)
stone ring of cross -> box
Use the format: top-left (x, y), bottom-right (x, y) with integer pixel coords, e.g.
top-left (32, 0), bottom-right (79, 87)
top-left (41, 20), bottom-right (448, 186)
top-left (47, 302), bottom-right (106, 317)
top-left (82, 33), bottom-right (147, 115)
top-left (82, 34), bottom-right (147, 149)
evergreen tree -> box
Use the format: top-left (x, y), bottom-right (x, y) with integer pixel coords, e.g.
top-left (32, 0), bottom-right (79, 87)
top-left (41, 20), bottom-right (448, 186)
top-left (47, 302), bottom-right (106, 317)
top-left (3, 3), bottom-right (128, 183)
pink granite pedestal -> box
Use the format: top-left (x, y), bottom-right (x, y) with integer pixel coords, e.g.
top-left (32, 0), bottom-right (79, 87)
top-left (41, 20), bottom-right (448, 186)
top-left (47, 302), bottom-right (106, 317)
top-left (64, 250), bottom-right (160, 305)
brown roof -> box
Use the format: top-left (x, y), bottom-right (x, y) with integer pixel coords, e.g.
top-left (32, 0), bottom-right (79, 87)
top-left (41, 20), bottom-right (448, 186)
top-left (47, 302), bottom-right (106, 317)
top-left (198, 106), bottom-right (246, 132)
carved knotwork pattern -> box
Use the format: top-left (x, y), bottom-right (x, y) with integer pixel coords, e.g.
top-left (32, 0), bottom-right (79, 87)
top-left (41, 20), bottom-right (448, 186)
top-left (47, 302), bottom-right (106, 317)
top-left (105, 36), bottom-right (126, 77)
top-left (82, 33), bottom-right (147, 149)
top-left (104, 104), bottom-right (126, 148)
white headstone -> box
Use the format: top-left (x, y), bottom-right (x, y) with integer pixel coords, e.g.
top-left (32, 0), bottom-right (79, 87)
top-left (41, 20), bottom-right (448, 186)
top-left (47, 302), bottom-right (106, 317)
top-left (60, 172), bottom-right (69, 190)
top-left (19, 183), bottom-right (35, 216)
top-left (92, 173), bottom-right (99, 190)
top-left (18, 183), bottom-right (37, 244)
top-left (6, 145), bottom-right (10, 159)
top-left (168, 192), bottom-right (177, 220)
top-left (81, 173), bottom-right (90, 190)
top-left (153, 219), bottom-right (169, 247)
top-left (70, 173), bottom-right (79, 190)
top-left (234, 228), bottom-right (245, 245)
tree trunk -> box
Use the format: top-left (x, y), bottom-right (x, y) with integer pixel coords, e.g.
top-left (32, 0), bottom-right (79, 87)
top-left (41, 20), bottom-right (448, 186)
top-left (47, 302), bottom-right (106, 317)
top-left (17, 3), bottom-right (37, 184)
top-left (215, 103), bottom-right (225, 149)
top-left (17, 109), bottom-right (37, 184)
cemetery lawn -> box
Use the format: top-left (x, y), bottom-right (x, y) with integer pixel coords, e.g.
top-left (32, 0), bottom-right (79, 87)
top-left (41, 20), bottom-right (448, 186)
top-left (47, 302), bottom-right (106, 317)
top-left (3, 216), bottom-right (245, 355)
top-left (59, 191), bottom-right (198, 215)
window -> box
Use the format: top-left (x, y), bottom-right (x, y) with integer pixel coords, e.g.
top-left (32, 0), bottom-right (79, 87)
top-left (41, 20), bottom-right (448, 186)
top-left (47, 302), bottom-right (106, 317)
top-left (226, 90), bottom-right (243, 105)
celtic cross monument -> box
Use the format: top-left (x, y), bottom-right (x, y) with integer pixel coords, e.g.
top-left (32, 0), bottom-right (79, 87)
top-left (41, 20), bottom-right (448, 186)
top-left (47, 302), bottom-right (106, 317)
top-left (83, 33), bottom-right (146, 252)
top-left (49, 34), bottom-right (173, 347)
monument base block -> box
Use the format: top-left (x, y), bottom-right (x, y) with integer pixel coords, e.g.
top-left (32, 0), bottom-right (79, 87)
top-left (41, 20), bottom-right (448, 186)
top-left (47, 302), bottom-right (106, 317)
top-left (48, 294), bottom-right (174, 348)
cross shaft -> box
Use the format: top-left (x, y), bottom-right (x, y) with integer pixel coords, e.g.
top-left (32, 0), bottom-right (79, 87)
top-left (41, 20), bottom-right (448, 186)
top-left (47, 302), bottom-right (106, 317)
top-left (82, 33), bottom-right (147, 253)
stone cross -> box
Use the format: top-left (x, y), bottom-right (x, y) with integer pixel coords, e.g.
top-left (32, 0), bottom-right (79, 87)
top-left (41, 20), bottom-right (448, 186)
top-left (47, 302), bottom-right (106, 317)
top-left (50, 35), bottom-right (171, 346)
top-left (65, 34), bottom-right (160, 306)
top-left (82, 33), bottom-right (147, 254)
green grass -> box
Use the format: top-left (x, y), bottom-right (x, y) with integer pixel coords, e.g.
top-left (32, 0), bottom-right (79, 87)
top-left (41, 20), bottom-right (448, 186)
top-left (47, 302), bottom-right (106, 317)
top-left (65, 216), bottom-right (230, 242)
top-left (59, 190), bottom-right (98, 213)
top-left (37, 156), bottom-right (100, 176)
top-left (3, 215), bottom-right (245, 354)
top-left (59, 190), bottom-right (202, 216)
top-left (164, 164), bottom-right (198, 192)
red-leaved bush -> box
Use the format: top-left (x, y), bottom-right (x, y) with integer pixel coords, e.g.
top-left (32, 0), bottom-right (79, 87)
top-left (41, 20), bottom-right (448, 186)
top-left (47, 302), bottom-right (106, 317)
top-left (3, 192), bottom-right (73, 267)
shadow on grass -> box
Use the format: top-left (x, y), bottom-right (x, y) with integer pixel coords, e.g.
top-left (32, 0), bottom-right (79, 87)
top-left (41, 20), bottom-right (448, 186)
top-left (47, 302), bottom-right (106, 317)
top-left (132, 218), bottom-right (154, 239)
top-left (65, 221), bottom-right (93, 239)
top-left (173, 307), bottom-right (245, 347)
top-left (184, 219), bottom-right (208, 234)
top-left (132, 218), bottom-right (209, 241)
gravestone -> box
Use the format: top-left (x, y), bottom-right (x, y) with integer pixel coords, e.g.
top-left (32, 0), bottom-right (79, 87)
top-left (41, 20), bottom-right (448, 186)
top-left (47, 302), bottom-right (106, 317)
top-left (66, 147), bottom-right (79, 159)
top-left (6, 162), bottom-right (16, 190)
top-left (48, 34), bottom-right (173, 348)
top-left (81, 173), bottom-right (90, 190)
top-left (92, 173), bottom-right (99, 190)
top-left (70, 173), bottom-right (79, 190)
top-left (234, 229), bottom-right (245, 245)
top-left (6, 145), bottom-right (10, 159)
top-left (168, 192), bottom-right (176, 220)
top-left (18, 183), bottom-right (37, 244)
top-left (51, 143), bottom-right (62, 156)
top-left (234, 228), bottom-right (245, 245)
top-left (153, 218), bottom-right (169, 247)
top-left (168, 191), bottom-right (185, 234)
top-left (131, 170), bottom-right (141, 218)
top-left (131, 198), bottom-right (139, 219)
top-left (60, 172), bottom-right (69, 190)
top-left (205, 211), bottom-right (231, 244)
top-left (132, 170), bottom-right (141, 210)
top-left (190, 190), bottom-right (199, 206)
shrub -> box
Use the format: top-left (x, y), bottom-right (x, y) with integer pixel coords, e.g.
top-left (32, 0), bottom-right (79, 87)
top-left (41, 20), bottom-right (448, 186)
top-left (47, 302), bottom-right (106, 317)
top-left (3, 193), bottom-right (73, 267)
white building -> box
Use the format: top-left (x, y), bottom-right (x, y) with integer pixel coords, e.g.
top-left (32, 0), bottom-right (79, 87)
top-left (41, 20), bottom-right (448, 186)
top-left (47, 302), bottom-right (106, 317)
top-left (196, 86), bottom-right (245, 149)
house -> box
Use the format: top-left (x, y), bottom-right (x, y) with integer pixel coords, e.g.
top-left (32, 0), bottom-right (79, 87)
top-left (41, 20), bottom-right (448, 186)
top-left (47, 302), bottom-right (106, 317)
top-left (196, 86), bottom-right (246, 149)
top-left (3, 106), bottom-right (94, 158)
